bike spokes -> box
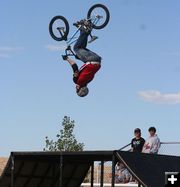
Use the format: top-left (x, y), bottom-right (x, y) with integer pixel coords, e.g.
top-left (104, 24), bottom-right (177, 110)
top-left (53, 20), bottom-right (66, 37)
top-left (49, 16), bottom-right (69, 41)
top-left (87, 4), bottom-right (110, 29)
top-left (92, 9), bottom-right (105, 26)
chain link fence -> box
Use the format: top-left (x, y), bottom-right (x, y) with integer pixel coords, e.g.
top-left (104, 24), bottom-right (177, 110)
top-left (158, 142), bottom-right (180, 156)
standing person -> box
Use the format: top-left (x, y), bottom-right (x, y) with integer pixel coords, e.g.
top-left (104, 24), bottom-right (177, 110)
top-left (62, 19), bottom-right (102, 97)
top-left (142, 127), bottom-right (160, 154)
top-left (131, 128), bottom-right (145, 153)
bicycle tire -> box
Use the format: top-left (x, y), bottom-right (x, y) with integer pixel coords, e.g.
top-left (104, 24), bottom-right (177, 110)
top-left (49, 15), bottom-right (69, 41)
top-left (87, 4), bottom-right (110, 30)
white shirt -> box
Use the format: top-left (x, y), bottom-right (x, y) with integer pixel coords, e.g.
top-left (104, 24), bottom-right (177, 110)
top-left (142, 134), bottom-right (160, 154)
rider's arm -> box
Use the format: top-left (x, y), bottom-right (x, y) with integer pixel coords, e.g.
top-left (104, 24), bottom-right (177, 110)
top-left (66, 57), bottom-right (76, 66)
top-left (65, 57), bottom-right (80, 83)
top-left (73, 67), bottom-right (79, 83)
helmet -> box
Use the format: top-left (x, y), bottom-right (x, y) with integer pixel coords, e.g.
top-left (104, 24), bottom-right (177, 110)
top-left (77, 86), bottom-right (89, 97)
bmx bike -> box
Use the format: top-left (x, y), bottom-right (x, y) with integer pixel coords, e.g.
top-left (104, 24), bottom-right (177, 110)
top-left (49, 4), bottom-right (110, 58)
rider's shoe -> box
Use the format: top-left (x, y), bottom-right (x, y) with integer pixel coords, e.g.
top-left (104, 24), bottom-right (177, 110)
top-left (73, 19), bottom-right (93, 33)
top-left (73, 19), bottom-right (86, 28)
top-left (83, 20), bottom-right (93, 32)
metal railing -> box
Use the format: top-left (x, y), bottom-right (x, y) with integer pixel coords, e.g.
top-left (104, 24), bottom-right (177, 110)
top-left (119, 141), bottom-right (180, 156)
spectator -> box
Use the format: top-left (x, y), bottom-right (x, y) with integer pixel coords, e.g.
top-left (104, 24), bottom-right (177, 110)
top-left (131, 128), bottom-right (145, 153)
top-left (115, 162), bottom-right (132, 183)
top-left (142, 127), bottom-right (160, 154)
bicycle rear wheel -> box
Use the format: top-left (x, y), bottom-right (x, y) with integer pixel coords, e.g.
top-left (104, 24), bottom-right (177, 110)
top-left (49, 16), bottom-right (69, 41)
top-left (87, 4), bottom-right (110, 29)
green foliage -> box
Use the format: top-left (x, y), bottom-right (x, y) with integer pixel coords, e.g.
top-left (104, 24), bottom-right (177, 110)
top-left (44, 116), bottom-right (84, 151)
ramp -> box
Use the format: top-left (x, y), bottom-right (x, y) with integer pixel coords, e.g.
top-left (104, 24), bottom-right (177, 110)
top-left (0, 151), bottom-right (113, 187)
top-left (0, 151), bottom-right (180, 187)
top-left (115, 151), bottom-right (180, 187)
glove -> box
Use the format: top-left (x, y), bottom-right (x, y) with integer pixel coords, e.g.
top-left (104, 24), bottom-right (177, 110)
top-left (62, 55), bottom-right (68, 60)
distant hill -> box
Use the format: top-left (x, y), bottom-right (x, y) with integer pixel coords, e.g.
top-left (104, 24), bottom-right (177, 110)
top-left (0, 157), bottom-right (8, 176)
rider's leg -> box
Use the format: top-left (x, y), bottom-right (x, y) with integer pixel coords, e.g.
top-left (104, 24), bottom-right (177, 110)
top-left (74, 30), bottom-right (102, 63)
top-left (66, 57), bottom-right (79, 84)
top-left (84, 48), bottom-right (102, 62)
top-left (74, 30), bottom-right (89, 50)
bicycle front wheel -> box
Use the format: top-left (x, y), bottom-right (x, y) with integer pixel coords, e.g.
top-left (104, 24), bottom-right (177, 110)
top-left (87, 4), bottom-right (110, 30)
top-left (49, 16), bottom-right (69, 41)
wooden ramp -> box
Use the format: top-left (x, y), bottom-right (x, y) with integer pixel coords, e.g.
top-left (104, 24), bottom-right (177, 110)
top-left (0, 151), bottom-right (180, 187)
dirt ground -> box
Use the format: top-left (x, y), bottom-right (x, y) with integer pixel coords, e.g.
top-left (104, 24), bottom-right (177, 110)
top-left (0, 157), bottom-right (8, 176)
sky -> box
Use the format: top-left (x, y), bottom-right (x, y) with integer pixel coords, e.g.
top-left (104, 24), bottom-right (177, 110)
top-left (0, 0), bottom-right (180, 156)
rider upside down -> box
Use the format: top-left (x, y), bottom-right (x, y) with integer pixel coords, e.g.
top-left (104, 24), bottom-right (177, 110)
top-left (62, 20), bottom-right (102, 97)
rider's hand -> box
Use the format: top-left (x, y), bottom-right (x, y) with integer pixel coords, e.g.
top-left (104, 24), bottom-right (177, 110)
top-left (62, 55), bottom-right (68, 60)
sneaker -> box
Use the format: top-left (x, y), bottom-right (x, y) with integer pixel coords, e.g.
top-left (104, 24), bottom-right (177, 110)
top-left (83, 20), bottom-right (93, 31)
top-left (73, 19), bottom-right (92, 33)
top-left (73, 19), bottom-right (86, 28)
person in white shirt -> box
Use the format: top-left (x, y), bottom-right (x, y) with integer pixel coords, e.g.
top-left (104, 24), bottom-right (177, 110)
top-left (142, 127), bottom-right (160, 154)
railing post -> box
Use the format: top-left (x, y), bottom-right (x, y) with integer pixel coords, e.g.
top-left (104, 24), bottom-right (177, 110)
top-left (111, 154), bottom-right (116, 187)
top-left (100, 161), bottom-right (104, 187)
top-left (91, 162), bottom-right (94, 187)
top-left (59, 154), bottom-right (63, 187)
top-left (11, 154), bottom-right (14, 187)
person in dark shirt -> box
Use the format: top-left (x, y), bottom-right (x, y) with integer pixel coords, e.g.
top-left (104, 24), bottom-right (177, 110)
top-left (131, 128), bottom-right (145, 153)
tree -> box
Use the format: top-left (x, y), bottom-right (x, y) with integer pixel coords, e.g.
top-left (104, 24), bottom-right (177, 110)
top-left (44, 116), bottom-right (84, 151)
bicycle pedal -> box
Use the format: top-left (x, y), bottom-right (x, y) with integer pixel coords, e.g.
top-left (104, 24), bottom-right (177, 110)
top-left (88, 36), bottom-right (98, 43)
